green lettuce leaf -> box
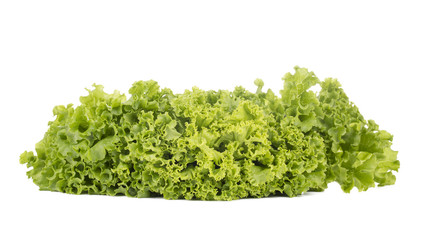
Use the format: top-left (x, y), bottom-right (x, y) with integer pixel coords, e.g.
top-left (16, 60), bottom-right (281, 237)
top-left (20, 67), bottom-right (399, 200)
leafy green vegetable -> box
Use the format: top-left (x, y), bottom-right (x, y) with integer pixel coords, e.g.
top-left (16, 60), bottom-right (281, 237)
top-left (20, 67), bottom-right (399, 200)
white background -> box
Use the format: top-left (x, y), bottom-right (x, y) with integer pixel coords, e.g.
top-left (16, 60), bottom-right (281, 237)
top-left (1, 1), bottom-right (420, 239)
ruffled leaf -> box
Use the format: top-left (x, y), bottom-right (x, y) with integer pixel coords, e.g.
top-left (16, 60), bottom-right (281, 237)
top-left (20, 67), bottom-right (399, 200)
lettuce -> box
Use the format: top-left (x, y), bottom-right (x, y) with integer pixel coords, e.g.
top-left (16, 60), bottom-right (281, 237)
top-left (20, 67), bottom-right (399, 200)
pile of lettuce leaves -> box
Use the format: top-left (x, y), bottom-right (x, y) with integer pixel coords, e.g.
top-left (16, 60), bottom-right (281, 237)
top-left (20, 67), bottom-right (400, 200)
